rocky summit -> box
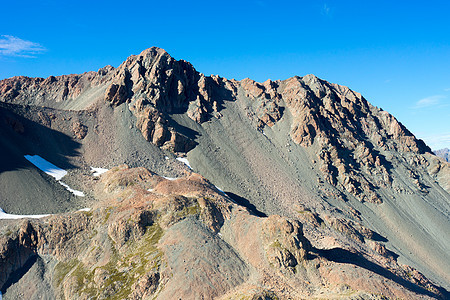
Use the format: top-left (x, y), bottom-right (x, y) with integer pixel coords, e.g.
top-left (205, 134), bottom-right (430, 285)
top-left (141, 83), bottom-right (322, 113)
top-left (0, 47), bottom-right (449, 299)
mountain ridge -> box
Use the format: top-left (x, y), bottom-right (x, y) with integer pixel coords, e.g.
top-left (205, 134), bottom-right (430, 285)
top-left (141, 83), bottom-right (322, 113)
top-left (0, 47), bottom-right (449, 299)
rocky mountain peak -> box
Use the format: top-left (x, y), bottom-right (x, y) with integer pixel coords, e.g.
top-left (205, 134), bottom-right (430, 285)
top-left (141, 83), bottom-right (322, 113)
top-left (1, 47), bottom-right (449, 299)
top-left (235, 71), bottom-right (434, 203)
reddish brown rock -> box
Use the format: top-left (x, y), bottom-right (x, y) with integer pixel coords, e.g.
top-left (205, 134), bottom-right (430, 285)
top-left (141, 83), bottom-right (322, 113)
top-left (0, 166), bottom-right (446, 299)
top-left (72, 121), bottom-right (88, 139)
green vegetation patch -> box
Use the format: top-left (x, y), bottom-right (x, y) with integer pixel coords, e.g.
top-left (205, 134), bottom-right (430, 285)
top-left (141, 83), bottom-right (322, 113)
top-left (175, 200), bottom-right (201, 218)
top-left (54, 258), bottom-right (79, 287)
top-left (80, 209), bottom-right (93, 218)
top-left (54, 223), bottom-right (165, 299)
top-left (270, 240), bottom-right (283, 249)
top-left (97, 223), bottom-right (164, 299)
top-left (103, 206), bottom-right (113, 223)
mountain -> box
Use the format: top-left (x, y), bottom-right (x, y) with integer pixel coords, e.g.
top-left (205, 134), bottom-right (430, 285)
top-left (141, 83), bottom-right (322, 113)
top-left (0, 47), bottom-right (449, 299)
top-left (434, 148), bottom-right (450, 162)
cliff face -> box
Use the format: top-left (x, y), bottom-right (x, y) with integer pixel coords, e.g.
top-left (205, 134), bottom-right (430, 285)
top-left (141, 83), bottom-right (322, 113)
top-left (0, 67), bottom-right (113, 108)
top-left (0, 47), bottom-right (449, 299)
top-left (234, 75), bottom-right (433, 204)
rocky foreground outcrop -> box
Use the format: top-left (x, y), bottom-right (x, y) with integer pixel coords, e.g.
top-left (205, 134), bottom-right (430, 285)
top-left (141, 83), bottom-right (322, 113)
top-left (0, 166), bottom-right (447, 299)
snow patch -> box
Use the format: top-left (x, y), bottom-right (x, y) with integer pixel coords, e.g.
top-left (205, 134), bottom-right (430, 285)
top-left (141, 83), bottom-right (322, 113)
top-left (176, 157), bottom-right (192, 169)
top-left (214, 186), bottom-right (236, 203)
top-left (214, 186), bottom-right (226, 194)
top-left (147, 188), bottom-right (154, 192)
top-left (59, 182), bottom-right (85, 197)
top-left (164, 156), bottom-right (169, 160)
top-left (24, 155), bottom-right (67, 180)
top-left (0, 207), bottom-right (50, 220)
top-left (91, 167), bottom-right (109, 177)
top-left (162, 176), bottom-right (177, 181)
top-left (0, 207), bottom-right (91, 220)
top-left (24, 155), bottom-right (86, 197)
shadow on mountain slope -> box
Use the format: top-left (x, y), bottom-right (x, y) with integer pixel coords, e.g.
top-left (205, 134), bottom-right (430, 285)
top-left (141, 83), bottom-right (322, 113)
top-left (225, 192), bottom-right (267, 217)
top-left (313, 247), bottom-right (449, 299)
top-left (0, 103), bottom-right (81, 174)
top-left (0, 103), bottom-right (83, 214)
top-left (167, 115), bottom-right (200, 142)
top-left (0, 255), bottom-right (37, 294)
top-left (370, 231), bottom-right (389, 243)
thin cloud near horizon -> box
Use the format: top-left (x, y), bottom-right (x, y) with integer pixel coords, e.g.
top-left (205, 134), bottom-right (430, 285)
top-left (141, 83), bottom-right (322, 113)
top-left (0, 35), bottom-right (46, 58)
top-left (412, 95), bottom-right (445, 109)
top-left (417, 133), bottom-right (450, 150)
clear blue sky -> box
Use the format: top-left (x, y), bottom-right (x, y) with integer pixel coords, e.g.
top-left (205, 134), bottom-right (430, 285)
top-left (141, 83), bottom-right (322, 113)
top-left (1, 0), bottom-right (449, 149)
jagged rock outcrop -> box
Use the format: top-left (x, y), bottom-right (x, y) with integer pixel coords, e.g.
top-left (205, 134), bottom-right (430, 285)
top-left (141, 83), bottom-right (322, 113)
top-left (236, 74), bottom-right (433, 204)
top-left (1, 166), bottom-right (447, 299)
top-left (0, 66), bottom-right (114, 107)
top-left (101, 47), bottom-right (234, 152)
top-left (261, 215), bottom-right (311, 270)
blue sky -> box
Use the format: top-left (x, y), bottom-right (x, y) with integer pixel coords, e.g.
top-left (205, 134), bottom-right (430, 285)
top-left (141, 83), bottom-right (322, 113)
top-left (1, 0), bottom-right (449, 149)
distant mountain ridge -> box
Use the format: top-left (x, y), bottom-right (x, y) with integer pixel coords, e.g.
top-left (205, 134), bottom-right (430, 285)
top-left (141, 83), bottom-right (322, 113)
top-left (0, 47), bottom-right (449, 299)
top-left (434, 148), bottom-right (450, 162)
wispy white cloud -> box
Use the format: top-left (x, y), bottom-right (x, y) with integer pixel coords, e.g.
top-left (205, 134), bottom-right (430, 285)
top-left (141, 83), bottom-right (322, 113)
top-left (444, 88), bottom-right (450, 92)
top-left (412, 95), bottom-right (445, 109)
top-left (322, 3), bottom-right (331, 16)
top-left (417, 133), bottom-right (450, 150)
top-left (253, 0), bottom-right (266, 7)
top-left (0, 35), bottom-right (46, 58)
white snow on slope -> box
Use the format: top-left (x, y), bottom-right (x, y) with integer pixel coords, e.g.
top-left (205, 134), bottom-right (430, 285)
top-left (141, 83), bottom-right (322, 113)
top-left (78, 208), bottom-right (91, 212)
top-left (214, 185), bottom-right (226, 194)
top-left (213, 185), bottom-right (236, 203)
top-left (176, 157), bottom-right (192, 169)
top-left (162, 176), bottom-right (177, 181)
top-left (24, 155), bottom-right (67, 180)
top-left (59, 182), bottom-right (85, 197)
top-left (91, 167), bottom-right (109, 177)
top-left (0, 208), bottom-right (50, 220)
top-left (0, 207), bottom-right (92, 220)
top-left (24, 155), bottom-right (85, 197)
